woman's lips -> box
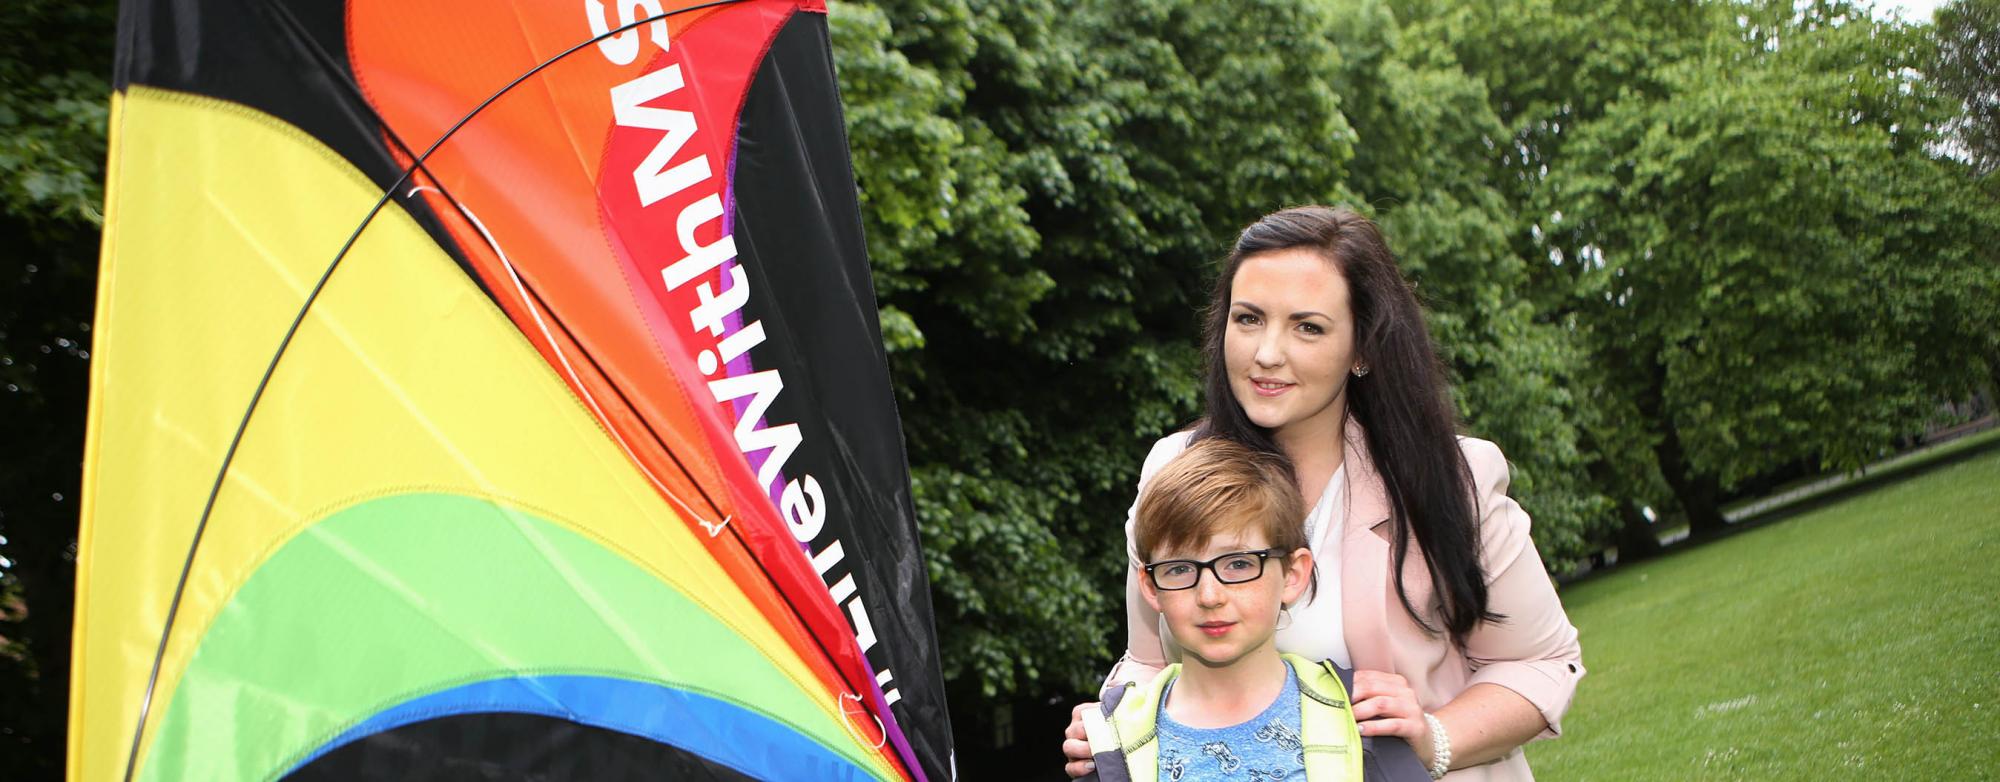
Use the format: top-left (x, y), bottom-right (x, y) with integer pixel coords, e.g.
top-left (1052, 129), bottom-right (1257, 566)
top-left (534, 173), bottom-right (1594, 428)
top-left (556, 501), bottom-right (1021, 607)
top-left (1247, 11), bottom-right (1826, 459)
top-left (1249, 378), bottom-right (1292, 398)
top-left (1198, 622), bottom-right (1235, 637)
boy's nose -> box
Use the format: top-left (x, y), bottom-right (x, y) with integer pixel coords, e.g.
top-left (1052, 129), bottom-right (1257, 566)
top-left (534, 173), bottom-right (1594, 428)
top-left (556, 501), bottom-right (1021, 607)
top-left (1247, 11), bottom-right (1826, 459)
top-left (1194, 572), bottom-right (1228, 606)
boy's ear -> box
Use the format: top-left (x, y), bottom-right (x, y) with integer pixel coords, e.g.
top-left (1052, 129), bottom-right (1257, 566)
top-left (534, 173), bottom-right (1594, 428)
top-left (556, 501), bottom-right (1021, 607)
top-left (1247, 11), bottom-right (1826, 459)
top-left (1280, 548), bottom-right (1314, 605)
top-left (1138, 563), bottom-right (1163, 613)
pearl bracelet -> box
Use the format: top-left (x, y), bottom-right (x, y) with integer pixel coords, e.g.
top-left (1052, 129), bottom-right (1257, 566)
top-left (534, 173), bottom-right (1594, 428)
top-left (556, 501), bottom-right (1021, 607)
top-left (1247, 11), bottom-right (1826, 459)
top-left (1422, 712), bottom-right (1451, 780)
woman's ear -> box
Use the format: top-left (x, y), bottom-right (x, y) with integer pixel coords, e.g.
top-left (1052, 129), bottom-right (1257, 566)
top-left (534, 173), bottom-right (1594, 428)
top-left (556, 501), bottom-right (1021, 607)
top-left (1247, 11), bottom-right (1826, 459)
top-left (1280, 548), bottom-right (1314, 605)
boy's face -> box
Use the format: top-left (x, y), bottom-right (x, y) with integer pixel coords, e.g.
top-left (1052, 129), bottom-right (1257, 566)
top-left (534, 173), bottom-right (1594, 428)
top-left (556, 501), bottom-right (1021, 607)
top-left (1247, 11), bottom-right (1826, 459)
top-left (1140, 525), bottom-right (1313, 671)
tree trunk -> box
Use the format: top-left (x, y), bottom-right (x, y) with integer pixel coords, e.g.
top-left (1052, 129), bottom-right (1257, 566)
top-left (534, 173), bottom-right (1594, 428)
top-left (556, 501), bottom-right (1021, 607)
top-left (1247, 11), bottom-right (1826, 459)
top-left (1653, 421), bottom-right (1729, 539)
top-left (1986, 359), bottom-right (2000, 417)
top-left (1612, 501), bottom-right (1663, 562)
top-left (1630, 350), bottom-right (1730, 540)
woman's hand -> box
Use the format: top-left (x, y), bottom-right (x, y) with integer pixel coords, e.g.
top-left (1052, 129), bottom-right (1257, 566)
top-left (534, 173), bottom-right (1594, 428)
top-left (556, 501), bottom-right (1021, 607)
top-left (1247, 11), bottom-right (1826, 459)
top-left (1062, 701), bottom-right (1097, 778)
top-left (1350, 669), bottom-right (1434, 756)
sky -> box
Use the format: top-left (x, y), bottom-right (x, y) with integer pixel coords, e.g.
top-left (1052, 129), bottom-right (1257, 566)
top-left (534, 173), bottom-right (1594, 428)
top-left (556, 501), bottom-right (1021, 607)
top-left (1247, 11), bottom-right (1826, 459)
top-left (1870, 0), bottom-right (1943, 22)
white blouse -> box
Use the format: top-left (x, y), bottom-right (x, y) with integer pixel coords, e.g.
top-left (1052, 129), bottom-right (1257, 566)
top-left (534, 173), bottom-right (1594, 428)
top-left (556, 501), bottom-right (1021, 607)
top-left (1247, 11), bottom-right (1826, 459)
top-left (1126, 431), bottom-right (1353, 669)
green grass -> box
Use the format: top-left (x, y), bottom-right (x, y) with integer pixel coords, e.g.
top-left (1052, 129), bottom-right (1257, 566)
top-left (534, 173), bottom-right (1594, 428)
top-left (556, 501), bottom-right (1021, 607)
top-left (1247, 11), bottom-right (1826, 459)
top-left (1524, 448), bottom-right (2000, 780)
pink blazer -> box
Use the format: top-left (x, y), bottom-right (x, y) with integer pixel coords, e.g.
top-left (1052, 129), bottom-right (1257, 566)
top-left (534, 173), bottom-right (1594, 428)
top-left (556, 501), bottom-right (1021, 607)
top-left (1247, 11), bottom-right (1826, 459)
top-left (1107, 421), bottom-right (1584, 781)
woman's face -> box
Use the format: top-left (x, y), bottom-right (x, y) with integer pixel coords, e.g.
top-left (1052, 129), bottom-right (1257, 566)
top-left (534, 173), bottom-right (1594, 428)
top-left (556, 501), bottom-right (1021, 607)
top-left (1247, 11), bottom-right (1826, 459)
top-left (1223, 248), bottom-right (1361, 441)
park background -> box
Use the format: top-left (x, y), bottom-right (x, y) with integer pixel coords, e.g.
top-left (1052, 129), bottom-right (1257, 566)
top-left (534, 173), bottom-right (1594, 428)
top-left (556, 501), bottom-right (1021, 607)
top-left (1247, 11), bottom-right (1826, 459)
top-left (2, 0), bottom-right (1996, 778)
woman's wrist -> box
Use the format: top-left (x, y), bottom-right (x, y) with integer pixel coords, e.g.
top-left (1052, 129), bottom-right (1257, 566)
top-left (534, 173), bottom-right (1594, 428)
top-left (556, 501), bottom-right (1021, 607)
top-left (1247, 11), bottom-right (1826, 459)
top-left (1422, 712), bottom-right (1452, 780)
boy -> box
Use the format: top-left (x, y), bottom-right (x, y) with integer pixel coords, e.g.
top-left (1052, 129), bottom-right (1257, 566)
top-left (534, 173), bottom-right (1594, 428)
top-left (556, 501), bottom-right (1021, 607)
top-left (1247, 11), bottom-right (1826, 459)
top-left (1079, 438), bottom-right (1423, 782)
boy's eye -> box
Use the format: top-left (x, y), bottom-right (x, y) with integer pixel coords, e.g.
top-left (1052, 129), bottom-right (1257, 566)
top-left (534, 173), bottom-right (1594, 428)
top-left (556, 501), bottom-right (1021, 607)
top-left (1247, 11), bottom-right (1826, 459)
top-left (1160, 563), bottom-right (1196, 579)
top-left (1220, 555), bottom-right (1259, 573)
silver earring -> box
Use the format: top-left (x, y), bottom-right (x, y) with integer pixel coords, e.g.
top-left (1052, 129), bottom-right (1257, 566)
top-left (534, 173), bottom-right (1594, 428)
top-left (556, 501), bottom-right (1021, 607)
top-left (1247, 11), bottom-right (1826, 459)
top-left (1276, 608), bottom-right (1293, 631)
top-left (1351, 364), bottom-right (1369, 378)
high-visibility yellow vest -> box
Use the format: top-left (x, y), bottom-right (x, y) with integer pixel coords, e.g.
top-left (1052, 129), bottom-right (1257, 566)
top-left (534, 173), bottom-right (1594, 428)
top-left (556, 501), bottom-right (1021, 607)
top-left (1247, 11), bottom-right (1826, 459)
top-left (1080, 653), bottom-right (1366, 782)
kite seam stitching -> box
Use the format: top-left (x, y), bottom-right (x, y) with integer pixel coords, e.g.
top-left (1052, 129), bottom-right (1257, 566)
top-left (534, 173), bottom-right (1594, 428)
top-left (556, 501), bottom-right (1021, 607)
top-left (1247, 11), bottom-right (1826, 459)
top-left (118, 6), bottom-right (902, 780)
top-left (179, 487), bottom-right (680, 642)
top-left (587, 81), bottom-right (736, 513)
top-left (277, 668), bottom-right (874, 778)
top-left (127, 87), bottom-right (385, 197)
top-left (408, 186), bottom-right (733, 536)
top-left (108, 85), bottom-right (443, 777)
top-left (168, 486), bottom-right (841, 744)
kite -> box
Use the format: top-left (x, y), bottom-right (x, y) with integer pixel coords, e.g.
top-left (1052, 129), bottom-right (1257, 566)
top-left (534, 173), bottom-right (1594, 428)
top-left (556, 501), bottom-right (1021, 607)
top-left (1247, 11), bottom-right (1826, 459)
top-left (71, 0), bottom-right (953, 779)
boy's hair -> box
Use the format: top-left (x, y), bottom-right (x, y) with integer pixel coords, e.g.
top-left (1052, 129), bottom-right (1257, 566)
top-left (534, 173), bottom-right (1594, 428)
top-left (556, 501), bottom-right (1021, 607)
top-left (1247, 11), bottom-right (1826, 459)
top-left (1135, 437), bottom-right (1308, 563)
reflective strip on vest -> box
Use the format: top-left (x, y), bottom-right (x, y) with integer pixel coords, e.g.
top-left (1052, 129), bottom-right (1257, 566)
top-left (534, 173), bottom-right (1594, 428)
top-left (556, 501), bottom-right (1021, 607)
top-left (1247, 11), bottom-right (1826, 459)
top-left (1099, 655), bottom-right (1365, 782)
top-left (1298, 655), bottom-right (1365, 781)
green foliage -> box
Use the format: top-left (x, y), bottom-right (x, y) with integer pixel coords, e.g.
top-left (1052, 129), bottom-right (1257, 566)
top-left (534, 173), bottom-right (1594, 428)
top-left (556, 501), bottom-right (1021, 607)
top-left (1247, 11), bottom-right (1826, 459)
top-left (4, 0), bottom-right (1994, 771)
top-left (0, 71), bottom-right (107, 228)
top-left (1395, 0), bottom-right (1737, 539)
top-left (1933, 0), bottom-right (2000, 175)
top-left (0, 1), bottom-right (116, 776)
top-left (835, 0), bottom-right (1619, 707)
top-left (834, 0), bottom-right (1366, 702)
top-left (1397, 0), bottom-right (2000, 548)
top-left (0, 2), bottom-right (110, 228)
top-left (1528, 447), bottom-right (2000, 779)
top-left (1543, 5), bottom-right (2000, 492)
top-left (1329, 0), bottom-right (1610, 567)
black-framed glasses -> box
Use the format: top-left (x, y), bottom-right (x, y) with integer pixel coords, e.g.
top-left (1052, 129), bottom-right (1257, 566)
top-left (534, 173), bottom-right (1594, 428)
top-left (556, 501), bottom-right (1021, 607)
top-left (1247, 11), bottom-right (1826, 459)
top-left (1143, 548), bottom-right (1286, 591)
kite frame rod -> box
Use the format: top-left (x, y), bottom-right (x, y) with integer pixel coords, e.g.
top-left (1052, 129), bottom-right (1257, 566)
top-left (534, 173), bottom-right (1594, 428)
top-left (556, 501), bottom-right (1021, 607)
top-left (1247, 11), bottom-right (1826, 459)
top-left (259, 2), bottom-right (736, 532)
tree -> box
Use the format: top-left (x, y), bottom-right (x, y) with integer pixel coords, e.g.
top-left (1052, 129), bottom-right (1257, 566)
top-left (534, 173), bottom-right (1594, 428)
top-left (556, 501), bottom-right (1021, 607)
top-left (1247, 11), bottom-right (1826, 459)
top-left (1326, 0), bottom-right (1609, 568)
top-left (1392, 0), bottom-right (1736, 558)
top-left (17, 0), bottom-right (1983, 772)
top-left (0, 1), bottom-right (115, 776)
top-left (1934, 0), bottom-right (2000, 175)
top-left (1931, 0), bottom-right (2000, 397)
top-left (1540, 2), bottom-right (2000, 538)
top-left (836, 0), bottom-right (1363, 708)
top-left (831, 10), bottom-right (1630, 756)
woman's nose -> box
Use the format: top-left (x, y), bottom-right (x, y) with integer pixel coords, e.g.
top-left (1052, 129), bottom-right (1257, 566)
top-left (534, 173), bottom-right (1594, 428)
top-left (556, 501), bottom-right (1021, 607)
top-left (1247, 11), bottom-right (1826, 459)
top-left (1254, 330), bottom-right (1285, 368)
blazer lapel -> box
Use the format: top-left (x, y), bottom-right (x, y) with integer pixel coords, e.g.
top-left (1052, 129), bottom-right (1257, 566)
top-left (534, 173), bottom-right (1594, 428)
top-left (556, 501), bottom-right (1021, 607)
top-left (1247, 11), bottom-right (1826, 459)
top-left (1340, 417), bottom-right (1397, 671)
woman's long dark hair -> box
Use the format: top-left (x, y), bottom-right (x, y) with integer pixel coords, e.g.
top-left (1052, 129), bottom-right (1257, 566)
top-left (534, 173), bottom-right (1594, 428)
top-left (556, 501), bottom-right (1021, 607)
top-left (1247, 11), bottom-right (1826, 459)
top-left (1192, 205), bottom-right (1496, 645)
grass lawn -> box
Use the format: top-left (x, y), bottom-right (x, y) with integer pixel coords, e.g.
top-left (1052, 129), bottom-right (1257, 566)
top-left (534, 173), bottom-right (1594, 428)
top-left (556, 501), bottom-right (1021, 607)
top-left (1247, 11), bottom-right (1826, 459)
top-left (1523, 448), bottom-right (2000, 780)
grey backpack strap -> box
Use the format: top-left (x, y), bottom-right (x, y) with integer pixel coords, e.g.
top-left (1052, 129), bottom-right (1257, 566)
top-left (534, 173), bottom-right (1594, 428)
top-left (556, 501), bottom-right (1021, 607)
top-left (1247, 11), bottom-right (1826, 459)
top-left (1320, 660), bottom-right (1433, 782)
top-left (1101, 683), bottom-right (1130, 716)
top-left (1078, 685), bottom-right (1134, 782)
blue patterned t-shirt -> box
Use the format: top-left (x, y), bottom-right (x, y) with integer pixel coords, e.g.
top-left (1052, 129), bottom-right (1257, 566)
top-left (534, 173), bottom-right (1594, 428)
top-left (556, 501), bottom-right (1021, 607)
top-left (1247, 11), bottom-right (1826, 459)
top-left (1155, 661), bottom-right (1306, 782)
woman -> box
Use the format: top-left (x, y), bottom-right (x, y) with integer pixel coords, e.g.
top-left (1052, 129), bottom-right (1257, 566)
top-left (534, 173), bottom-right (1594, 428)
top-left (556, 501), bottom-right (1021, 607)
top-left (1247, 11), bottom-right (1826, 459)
top-left (1063, 206), bottom-right (1583, 780)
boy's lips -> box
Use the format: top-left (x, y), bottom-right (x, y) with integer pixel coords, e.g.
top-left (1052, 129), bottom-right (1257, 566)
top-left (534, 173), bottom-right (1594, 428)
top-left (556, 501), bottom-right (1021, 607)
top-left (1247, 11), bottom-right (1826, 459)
top-left (1197, 621), bottom-right (1235, 637)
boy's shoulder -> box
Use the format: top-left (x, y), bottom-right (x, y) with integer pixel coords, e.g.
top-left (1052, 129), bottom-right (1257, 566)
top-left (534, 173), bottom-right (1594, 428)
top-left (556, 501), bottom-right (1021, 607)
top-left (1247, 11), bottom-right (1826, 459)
top-left (1108, 656), bottom-right (1338, 720)
top-left (1103, 661), bottom-right (1178, 722)
top-left (1284, 654), bottom-right (1353, 708)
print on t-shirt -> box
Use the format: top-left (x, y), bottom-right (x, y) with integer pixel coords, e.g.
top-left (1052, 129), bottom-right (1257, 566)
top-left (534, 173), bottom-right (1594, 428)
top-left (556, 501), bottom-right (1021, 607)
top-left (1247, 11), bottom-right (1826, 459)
top-left (1154, 662), bottom-right (1308, 781)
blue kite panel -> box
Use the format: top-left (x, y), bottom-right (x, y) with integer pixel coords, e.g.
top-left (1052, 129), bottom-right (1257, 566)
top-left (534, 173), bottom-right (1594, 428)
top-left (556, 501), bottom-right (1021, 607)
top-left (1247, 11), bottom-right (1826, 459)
top-left (289, 675), bottom-right (877, 780)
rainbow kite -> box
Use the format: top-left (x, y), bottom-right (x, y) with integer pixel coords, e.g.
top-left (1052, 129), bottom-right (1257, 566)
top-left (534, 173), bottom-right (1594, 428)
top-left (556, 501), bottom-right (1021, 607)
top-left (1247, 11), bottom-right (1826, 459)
top-left (72, 0), bottom-right (952, 778)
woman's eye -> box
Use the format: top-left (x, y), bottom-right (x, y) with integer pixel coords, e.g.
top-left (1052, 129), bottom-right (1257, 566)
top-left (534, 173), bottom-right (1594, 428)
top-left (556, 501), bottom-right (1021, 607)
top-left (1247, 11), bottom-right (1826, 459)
top-left (1233, 312), bottom-right (1260, 326)
top-left (1297, 321), bottom-right (1324, 335)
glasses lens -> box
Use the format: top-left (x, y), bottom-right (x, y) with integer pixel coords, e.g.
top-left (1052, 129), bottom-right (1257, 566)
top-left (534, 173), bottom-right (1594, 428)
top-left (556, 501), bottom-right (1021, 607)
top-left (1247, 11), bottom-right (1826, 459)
top-left (1154, 561), bottom-right (1198, 590)
top-left (1214, 552), bottom-right (1265, 583)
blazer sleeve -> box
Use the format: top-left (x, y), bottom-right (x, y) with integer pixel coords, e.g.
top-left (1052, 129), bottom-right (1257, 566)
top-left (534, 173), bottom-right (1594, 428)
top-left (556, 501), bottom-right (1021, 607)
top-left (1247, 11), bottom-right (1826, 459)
top-left (1101, 431), bottom-right (1194, 694)
top-left (1457, 437), bottom-right (1585, 740)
